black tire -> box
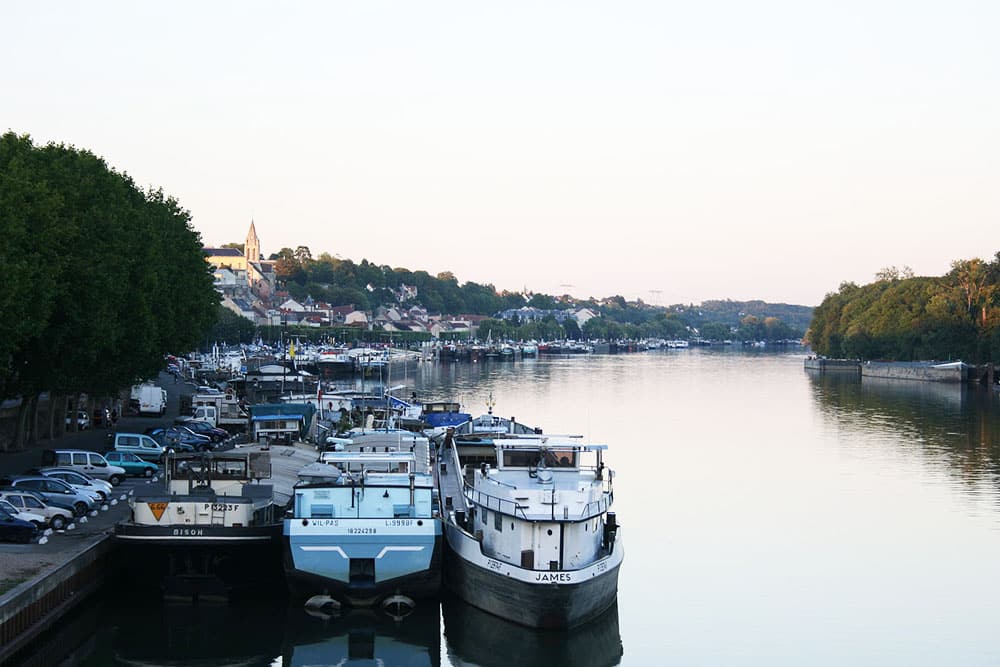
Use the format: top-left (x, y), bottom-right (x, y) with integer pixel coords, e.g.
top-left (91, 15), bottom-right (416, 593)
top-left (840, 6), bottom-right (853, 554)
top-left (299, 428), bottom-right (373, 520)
top-left (18, 530), bottom-right (32, 544)
top-left (73, 501), bottom-right (88, 516)
top-left (143, 467), bottom-right (154, 478)
top-left (109, 474), bottom-right (123, 486)
top-left (50, 515), bottom-right (67, 530)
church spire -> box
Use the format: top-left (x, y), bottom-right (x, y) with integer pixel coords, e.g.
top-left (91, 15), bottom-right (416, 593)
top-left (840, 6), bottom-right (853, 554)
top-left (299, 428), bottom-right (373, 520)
top-left (245, 219), bottom-right (260, 262)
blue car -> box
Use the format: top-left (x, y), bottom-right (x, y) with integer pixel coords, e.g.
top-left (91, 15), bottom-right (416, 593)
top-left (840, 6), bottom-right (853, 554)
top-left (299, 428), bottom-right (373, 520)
top-left (0, 505), bottom-right (38, 543)
top-left (104, 451), bottom-right (160, 478)
top-left (146, 427), bottom-right (210, 452)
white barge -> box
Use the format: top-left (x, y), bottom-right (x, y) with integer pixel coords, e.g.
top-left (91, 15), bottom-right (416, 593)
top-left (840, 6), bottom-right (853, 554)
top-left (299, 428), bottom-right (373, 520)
top-left (438, 431), bottom-right (623, 628)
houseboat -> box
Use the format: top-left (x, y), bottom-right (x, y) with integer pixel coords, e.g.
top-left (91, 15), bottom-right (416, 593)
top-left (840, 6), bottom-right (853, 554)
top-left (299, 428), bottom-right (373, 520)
top-left (437, 433), bottom-right (623, 628)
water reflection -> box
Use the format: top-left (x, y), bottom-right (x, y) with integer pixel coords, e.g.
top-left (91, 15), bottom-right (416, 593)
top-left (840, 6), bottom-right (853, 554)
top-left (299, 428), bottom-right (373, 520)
top-left (282, 605), bottom-right (440, 667)
top-left (808, 372), bottom-right (1000, 490)
top-left (442, 595), bottom-right (623, 667)
top-left (100, 598), bottom-right (283, 666)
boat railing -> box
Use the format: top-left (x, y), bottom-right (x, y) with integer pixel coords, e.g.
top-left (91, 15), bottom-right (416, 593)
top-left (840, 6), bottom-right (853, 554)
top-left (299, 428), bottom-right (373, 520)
top-left (462, 482), bottom-right (530, 520)
top-left (461, 479), bottom-right (614, 521)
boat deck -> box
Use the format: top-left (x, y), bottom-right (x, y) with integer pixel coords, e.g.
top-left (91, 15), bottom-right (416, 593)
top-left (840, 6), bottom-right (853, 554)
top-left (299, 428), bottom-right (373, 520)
top-left (235, 440), bottom-right (322, 508)
top-left (435, 443), bottom-right (468, 515)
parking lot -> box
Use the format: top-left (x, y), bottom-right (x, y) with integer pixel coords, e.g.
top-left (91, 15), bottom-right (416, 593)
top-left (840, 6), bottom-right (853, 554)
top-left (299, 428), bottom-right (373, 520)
top-left (0, 373), bottom-right (197, 591)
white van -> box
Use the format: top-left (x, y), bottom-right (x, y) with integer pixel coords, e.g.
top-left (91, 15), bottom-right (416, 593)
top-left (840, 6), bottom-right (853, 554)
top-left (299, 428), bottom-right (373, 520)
top-left (133, 383), bottom-right (167, 416)
top-left (40, 449), bottom-right (127, 486)
top-left (191, 405), bottom-right (218, 427)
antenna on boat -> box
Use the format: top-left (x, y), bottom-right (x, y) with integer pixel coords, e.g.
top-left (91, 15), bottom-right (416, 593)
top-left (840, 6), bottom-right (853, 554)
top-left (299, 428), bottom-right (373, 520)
top-left (485, 391), bottom-right (495, 416)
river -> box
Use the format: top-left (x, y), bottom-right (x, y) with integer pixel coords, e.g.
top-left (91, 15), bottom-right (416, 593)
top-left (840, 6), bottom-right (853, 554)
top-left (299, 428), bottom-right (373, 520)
top-left (20, 349), bottom-right (1000, 665)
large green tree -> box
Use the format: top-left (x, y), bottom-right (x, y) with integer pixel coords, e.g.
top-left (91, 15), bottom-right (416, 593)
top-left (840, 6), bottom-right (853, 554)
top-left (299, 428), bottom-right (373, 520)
top-left (0, 133), bottom-right (218, 444)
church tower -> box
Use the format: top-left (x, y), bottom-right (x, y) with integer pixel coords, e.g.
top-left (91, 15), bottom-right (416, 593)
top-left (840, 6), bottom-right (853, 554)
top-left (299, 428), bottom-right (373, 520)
top-left (245, 219), bottom-right (260, 265)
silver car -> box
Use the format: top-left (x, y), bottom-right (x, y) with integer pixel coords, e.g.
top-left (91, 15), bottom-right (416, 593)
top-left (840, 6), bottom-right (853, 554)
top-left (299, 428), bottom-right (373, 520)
top-left (7, 477), bottom-right (98, 516)
top-left (39, 468), bottom-right (113, 502)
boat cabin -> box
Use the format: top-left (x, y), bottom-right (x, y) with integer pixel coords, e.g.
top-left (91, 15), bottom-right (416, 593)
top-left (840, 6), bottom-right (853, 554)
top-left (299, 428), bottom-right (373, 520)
top-left (293, 451), bottom-right (436, 521)
top-left (461, 438), bottom-right (614, 572)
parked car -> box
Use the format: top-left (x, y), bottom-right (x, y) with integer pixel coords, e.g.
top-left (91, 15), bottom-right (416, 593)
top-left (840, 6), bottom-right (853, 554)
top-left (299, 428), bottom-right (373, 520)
top-left (104, 451), bottom-right (160, 478)
top-left (37, 468), bottom-right (113, 502)
top-left (0, 499), bottom-right (47, 529)
top-left (109, 433), bottom-right (170, 462)
top-left (5, 477), bottom-right (98, 516)
top-left (0, 489), bottom-right (73, 530)
top-left (0, 506), bottom-right (37, 543)
top-left (65, 410), bottom-right (90, 430)
top-left (146, 427), bottom-right (208, 452)
top-left (40, 449), bottom-right (127, 486)
top-left (175, 418), bottom-right (228, 443)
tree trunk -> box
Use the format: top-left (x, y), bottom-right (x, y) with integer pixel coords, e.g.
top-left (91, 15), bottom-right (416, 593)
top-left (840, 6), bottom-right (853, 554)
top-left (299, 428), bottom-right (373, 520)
top-left (27, 394), bottom-right (40, 446)
top-left (13, 395), bottom-right (37, 450)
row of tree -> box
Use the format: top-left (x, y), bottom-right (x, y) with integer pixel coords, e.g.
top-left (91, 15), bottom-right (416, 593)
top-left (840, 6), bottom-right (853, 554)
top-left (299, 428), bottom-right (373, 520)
top-left (807, 260), bottom-right (1000, 362)
top-left (0, 133), bottom-right (219, 448)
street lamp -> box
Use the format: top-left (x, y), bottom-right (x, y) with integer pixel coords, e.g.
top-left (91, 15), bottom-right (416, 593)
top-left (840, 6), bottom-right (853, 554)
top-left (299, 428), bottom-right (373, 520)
top-left (281, 318), bottom-right (287, 396)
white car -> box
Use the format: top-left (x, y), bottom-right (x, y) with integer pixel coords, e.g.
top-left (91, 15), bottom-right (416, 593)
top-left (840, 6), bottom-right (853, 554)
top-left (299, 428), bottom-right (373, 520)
top-left (39, 468), bottom-right (114, 496)
top-left (37, 469), bottom-right (108, 502)
top-left (0, 490), bottom-right (73, 530)
top-left (0, 499), bottom-right (47, 529)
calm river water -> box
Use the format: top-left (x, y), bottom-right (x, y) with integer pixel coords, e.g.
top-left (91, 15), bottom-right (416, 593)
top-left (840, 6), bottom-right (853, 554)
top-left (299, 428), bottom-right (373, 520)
top-left (22, 349), bottom-right (1000, 665)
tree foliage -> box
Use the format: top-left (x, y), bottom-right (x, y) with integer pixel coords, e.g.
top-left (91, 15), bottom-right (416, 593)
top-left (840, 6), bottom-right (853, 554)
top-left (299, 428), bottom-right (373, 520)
top-left (0, 132), bottom-right (218, 399)
top-left (807, 257), bottom-right (1000, 362)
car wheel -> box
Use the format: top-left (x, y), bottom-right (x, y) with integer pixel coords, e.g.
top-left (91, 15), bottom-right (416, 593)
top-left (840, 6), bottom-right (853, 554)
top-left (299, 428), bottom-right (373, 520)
top-left (18, 530), bottom-right (32, 544)
top-left (143, 467), bottom-right (154, 478)
top-left (73, 501), bottom-right (88, 515)
top-left (109, 474), bottom-right (123, 486)
top-left (50, 515), bottom-right (67, 530)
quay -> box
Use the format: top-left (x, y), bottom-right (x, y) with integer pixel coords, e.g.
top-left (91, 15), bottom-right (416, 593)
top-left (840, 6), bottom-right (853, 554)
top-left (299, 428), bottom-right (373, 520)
top-left (0, 490), bottom-right (130, 664)
top-left (803, 357), bottom-right (861, 374)
top-left (805, 358), bottom-right (998, 384)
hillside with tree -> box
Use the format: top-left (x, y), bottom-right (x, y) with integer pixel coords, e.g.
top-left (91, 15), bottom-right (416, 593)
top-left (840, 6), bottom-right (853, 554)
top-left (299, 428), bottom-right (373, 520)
top-left (248, 245), bottom-right (810, 342)
top-left (807, 261), bottom-right (1000, 362)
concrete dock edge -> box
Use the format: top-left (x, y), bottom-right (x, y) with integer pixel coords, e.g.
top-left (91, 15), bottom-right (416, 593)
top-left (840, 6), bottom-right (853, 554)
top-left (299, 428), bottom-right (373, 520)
top-left (0, 535), bottom-right (114, 664)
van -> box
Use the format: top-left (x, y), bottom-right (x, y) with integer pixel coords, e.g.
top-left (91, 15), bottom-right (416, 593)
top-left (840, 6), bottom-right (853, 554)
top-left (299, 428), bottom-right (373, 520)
top-left (191, 405), bottom-right (218, 427)
top-left (40, 449), bottom-right (126, 485)
top-left (132, 383), bottom-right (167, 416)
top-left (110, 432), bottom-right (168, 462)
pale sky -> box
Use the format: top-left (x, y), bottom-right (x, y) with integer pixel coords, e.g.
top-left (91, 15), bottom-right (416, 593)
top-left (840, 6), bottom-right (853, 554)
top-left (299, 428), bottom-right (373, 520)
top-left (4, 1), bottom-right (998, 307)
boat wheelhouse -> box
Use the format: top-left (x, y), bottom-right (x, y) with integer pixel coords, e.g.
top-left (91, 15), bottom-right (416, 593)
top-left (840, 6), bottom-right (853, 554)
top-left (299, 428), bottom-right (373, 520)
top-left (438, 434), bottom-right (623, 628)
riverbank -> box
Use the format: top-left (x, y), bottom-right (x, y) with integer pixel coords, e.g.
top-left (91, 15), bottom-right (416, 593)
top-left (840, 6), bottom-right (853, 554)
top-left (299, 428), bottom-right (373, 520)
top-left (0, 488), bottom-right (130, 663)
top-left (0, 373), bottom-right (188, 663)
top-left (805, 358), bottom-right (997, 384)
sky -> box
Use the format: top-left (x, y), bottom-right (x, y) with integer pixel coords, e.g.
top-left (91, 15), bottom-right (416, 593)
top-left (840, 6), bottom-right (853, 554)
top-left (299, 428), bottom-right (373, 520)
top-left (4, 1), bottom-right (999, 307)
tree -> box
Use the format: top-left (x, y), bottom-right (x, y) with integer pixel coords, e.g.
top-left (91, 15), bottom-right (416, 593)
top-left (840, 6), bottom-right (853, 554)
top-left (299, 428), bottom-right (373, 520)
top-left (0, 132), bottom-right (218, 446)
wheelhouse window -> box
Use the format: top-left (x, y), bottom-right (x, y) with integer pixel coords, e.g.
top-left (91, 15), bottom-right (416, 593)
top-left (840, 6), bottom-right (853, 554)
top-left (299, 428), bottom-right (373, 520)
top-left (501, 448), bottom-right (577, 468)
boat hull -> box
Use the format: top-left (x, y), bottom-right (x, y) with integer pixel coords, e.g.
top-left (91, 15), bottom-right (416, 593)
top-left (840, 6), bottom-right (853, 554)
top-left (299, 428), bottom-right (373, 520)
top-left (284, 518), bottom-right (443, 607)
top-left (113, 522), bottom-right (285, 599)
top-left (443, 521), bottom-right (623, 629)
